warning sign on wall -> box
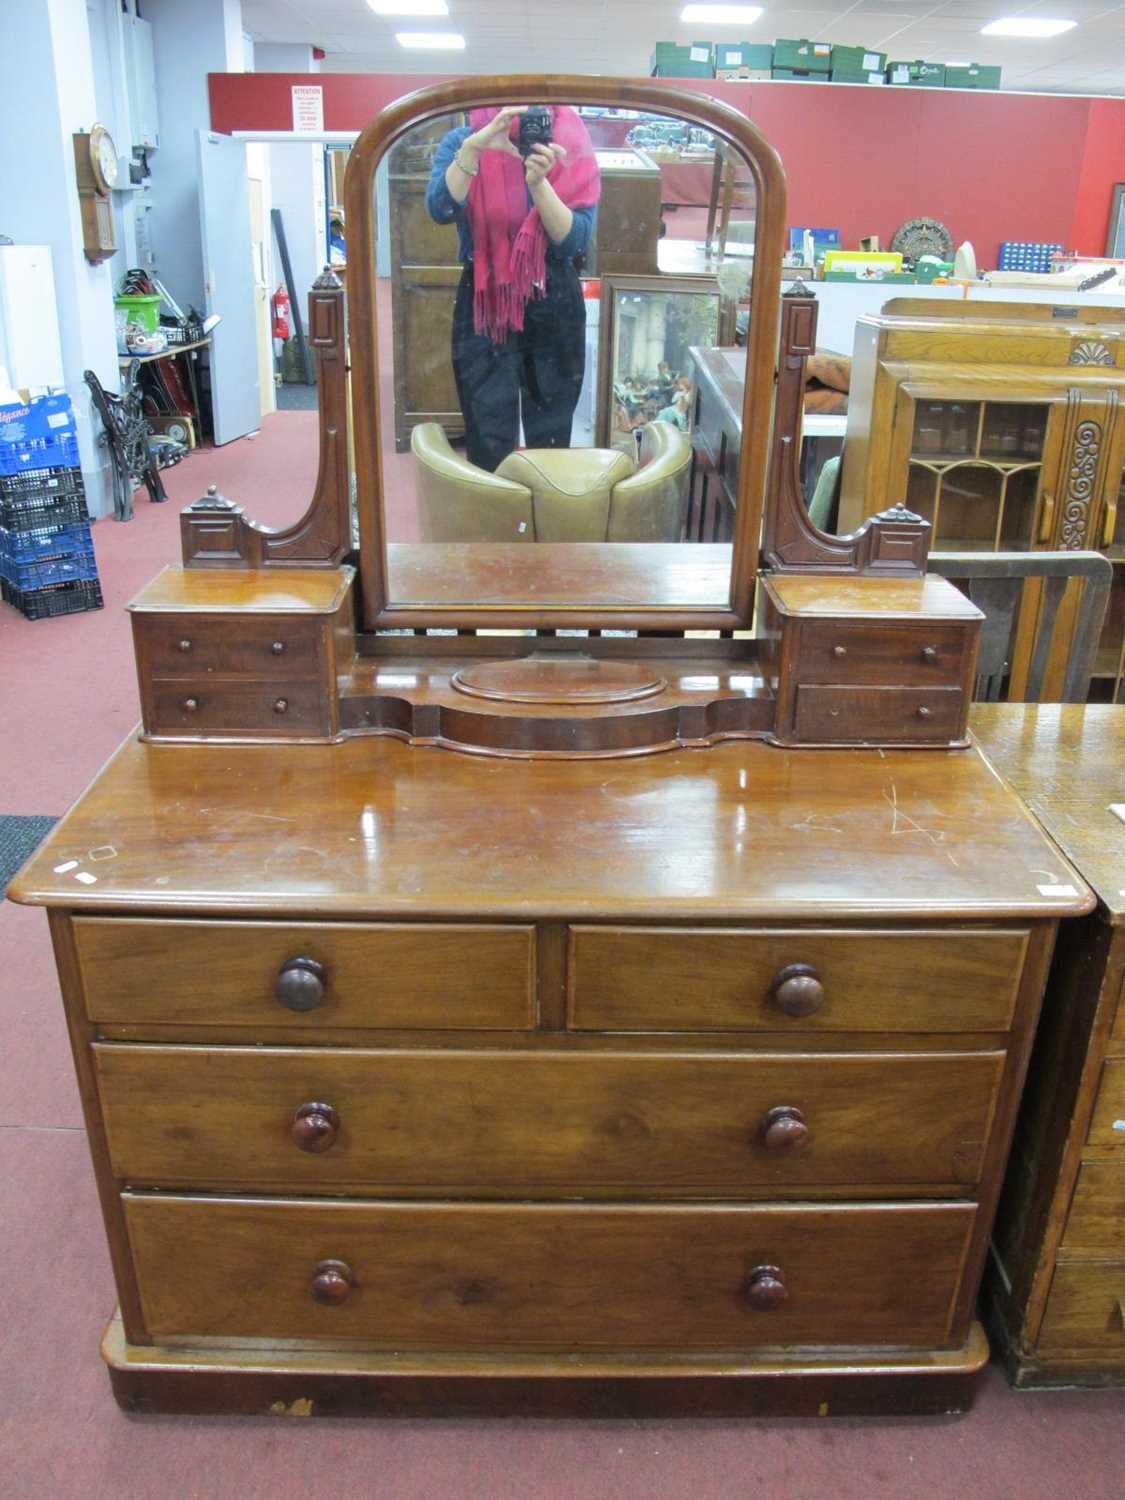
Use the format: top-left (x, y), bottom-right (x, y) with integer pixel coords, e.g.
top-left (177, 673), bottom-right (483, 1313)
top-left (292, 85), bottom-right (325, 134)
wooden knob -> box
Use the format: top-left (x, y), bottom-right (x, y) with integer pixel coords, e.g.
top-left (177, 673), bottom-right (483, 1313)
top-left (275, 956), bottom-right (326, 1012)
top-left (770, 963), bottom-right (824, 1018)
top-left (921, 645), bottom-right (938, 663)
top-left (745, 1265), bottom-right (788, 1311)
top-left (309, 1258), bottom-right (355, 1306)
top-left (182, 697), bottom-right (198, 713)
top-left (273, 698), bottom-right (289, 715)
top-left (291, 1101), bottom-right (339, 1153)
top-left (761, 1105), bottom-right (810, 1153)
top-left (271, 640), bottom-right (286, 655)
top-left (917, 705), bottom-right (932, 719)
top-left (831, 644), bottom-right (847, 658)
top-left (178, 638), bottom-right (192, 653)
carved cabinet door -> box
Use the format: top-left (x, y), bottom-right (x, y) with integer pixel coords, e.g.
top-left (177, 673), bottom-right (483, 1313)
top-left (1039, 388), bottom-right (1124, 551)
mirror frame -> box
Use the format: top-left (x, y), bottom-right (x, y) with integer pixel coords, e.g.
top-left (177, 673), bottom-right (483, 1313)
top-left (344, 75), bottom-right (786, 633)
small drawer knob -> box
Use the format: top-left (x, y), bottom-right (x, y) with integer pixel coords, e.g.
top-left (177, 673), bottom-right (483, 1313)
top-left (770, 963), bottom-right (824, 1019)
top-left (745, 1265), bottom-right (788, 1311)
top-left (921, 645), bottom-right (938, 663)
top-left (831, 644), bottom-right (847, 659)
top-left (309, 1258), bottom-right (355, 1306)
top-left (275, 956), bottom-right (326, 1012)
top-left (760, 1105), bottom-right (810, 1154)
top-left (274, 698), bottom-right (289, 715)
top-left (182, 697), bottom-right (199, 713)
top-left (178, 638), bottom-right (192, 653)
top-left (291, 1101), bottom-right (340, 1153)
top-left (271, 640), bottom-right (286, 656)
top-left (917, 705), bottom-right (932, 720)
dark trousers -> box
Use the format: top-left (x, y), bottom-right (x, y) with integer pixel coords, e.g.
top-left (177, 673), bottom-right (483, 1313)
top-left (451, 261), bottom-right (586, 472)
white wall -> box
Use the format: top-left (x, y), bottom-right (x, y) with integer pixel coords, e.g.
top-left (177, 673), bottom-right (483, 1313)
top-left (143, 0), bottom-right (244, 312)
top-left (0, 0), bottom-right (121, 516)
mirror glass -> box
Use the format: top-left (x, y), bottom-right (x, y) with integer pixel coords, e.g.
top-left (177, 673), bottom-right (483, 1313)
top-left (366, 100), bottom-right (764, 612)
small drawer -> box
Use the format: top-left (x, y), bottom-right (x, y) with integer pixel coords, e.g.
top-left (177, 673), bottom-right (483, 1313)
top-left (148, 679), bottom-right (331, 738)
top-left (139, 614), bottom-right (324, 678)
top-left (93, 1044), bottom-right (1004, 1194)
top-left (567, 926), bottom-right (1028, 1033)
top-left (73, 918), bottom-right (536, 1031)
top-left (1060, 1164), bottom-right (1125, 1256)
top-left (1038, 1262), bottom-right (1125, 1354)
top-left (794, 684), bottom-right (965, 744)
top-left (123, 1194), bottom-right (976, 1350)
top-left (799, 622), bottom-right (968, 686)
top-left (1086, 1059), bottom-right (1125, 1155)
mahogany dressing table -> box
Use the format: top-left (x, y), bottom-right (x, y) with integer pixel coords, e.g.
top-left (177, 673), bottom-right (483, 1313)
top-left (8, 77), bottom-right (1092, 1418)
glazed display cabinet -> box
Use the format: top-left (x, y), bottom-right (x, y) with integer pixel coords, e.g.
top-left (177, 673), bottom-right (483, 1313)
top-left (839, 299), bottom-right (1125, 698)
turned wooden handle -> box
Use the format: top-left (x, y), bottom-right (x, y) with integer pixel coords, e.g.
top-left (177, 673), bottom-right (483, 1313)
top-left (178, 638), bottom-right (192, 653)
top-left (745, 1265), bottom-right (788, 1311)
top-left (182, 697), bottom-right (199, 713)
top-left (275, 956), bottom-right (326, 1012)
top-left (291, 1101), bottom-right (340, 1153)
top-left (921, 644), bottom-right (938, 663)
top-left (770, 963), bottom-right (824, 1018)
top-left (309, 1258), bottom-right (355, 1306)
top-left (831, 644), bottom-right (847, 659)
top-left (271, 640), bottom-right (286, 655)
top-left (917, 705), bottom-right (932, 720)
top-left (761, 1105), bottom-right (810, 1153)
top-left (274, 698), bottom-right (289, 715)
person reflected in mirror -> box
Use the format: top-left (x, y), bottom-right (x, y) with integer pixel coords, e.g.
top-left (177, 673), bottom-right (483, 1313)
top-left (328, 211), bottom-right (346, 266)
top-left (427, 105), bottom-right (601, 472)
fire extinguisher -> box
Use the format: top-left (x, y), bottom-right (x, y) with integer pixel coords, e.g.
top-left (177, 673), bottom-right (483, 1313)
top-left (271, 285), bottom-right (291, 358)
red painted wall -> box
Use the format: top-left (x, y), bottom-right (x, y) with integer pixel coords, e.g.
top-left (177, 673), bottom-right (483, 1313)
top-left (208, 72), bottom-right (1125, 263)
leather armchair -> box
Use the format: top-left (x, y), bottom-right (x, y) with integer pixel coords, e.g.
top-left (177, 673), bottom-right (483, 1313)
top-left (607, 422), bottom-right (692, 542)
top-left (496, 447), bottom-right (636, 542)
top-left (411, 423), bottom-right (535, 542)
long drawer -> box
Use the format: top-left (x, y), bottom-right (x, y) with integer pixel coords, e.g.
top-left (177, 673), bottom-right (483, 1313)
top-left (73, 918), bottom-right (536, 1031)
top-left (122, 1194), bottom-right (977, 1349)
top-left (568, 926), bottom-right (1028, 1033)
top-left (1038, 1262), bottom-right (1125, 1355)
top-left (94, 1045), bottom-right (1003, 1194)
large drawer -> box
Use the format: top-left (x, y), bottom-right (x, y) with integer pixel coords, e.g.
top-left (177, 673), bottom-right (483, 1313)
top-left (123, 1194), bottom-right (977, 1350)
top-left (94, 1045), bottom-right (1004, 1194)
top-left (1060, 1164), bottom-right (1125, 1256)
top-left (1086, 1059), bottom-right (1125, 1155)
top-left (794, 684), bottom-right (964, 745)
top-left (74, 918), bottom-right (535, 1031)
top-left (148, 679), bottom-right (332, 738)
top-left (568, 926), bottom-right (1028, 1033)
top-left (137, 613), bottom-right (325, 679)
top-left (1038, 1262), bottom-right (1125, 1355)
top-left (798, 622), bottom-right (970, 686)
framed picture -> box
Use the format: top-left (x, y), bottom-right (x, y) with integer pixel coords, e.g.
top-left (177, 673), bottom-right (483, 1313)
top-left (595, 274), bottom-right (736, 449)
top-left (1106, 184), bottom-right (1125, 258)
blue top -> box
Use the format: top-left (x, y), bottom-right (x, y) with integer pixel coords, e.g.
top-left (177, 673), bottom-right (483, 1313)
top-left (426, 126), bottom-right (596, 265)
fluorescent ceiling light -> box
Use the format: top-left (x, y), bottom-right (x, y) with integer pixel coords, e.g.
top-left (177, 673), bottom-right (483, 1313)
top-left (368, 1), bottom-right (449, 14)
top-left (395, 31), bottom-right (466, 48)
top-left (980, 17), bottom-right (1077, 36)
top-left (681, 5), bottom-right (764, 23)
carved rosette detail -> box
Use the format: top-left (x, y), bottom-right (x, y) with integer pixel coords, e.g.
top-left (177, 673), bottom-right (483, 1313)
top-left (1068, 340), bottom-right (1114, 367)
top-left (1060, 419), bottom-right (1101, 548)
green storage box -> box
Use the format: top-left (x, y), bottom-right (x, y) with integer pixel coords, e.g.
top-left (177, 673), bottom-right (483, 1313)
top-left (945, 63), bottom-right (1001, 89)
top-left (830, 45), bottom-right (887, 72)
top-left (886, 60), bottom-right (946, 86)
top-left (715, 41), bottom-right (773, 70)
top-left (830, 66), bottom-right (886, 84)
top-left (650, 41), bottom-right (715, 78)
top-left (821, 270), bottom-right (916, 283)
top-left (114, 293), bottom-right (161, 332)
top-left (774, 38), bottom-right (832, 72)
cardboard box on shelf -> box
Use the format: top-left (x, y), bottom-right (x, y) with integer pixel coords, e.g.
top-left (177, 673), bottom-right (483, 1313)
top-left (886, 60), bottom-right (946, 85)
top-left (830, 45), bottom-right (887, 72)
top-left (830, 67), bottom-right (886, 84)
top-left (773, 38), bottom-right (832, 71)
top-left (945, 63), bottom-right (1001, 89)
top-left (715, 41), bottom-right (773, 71)
top-left (650, 41), bottom-right (715, 77)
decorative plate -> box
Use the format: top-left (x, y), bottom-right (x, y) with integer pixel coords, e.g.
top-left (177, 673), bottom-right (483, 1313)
top-left (891, 217), bottom-right (954, 263)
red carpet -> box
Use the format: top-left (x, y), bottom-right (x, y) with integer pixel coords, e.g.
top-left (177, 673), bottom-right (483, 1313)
top-left (1, 415), bottom-right (1123, 1498)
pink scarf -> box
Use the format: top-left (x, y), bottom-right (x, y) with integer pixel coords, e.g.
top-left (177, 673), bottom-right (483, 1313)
top-left (466, 106), bottom-right (600, 343)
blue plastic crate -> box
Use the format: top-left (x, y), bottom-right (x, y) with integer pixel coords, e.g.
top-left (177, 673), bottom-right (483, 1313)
top-left (0, 428), bottom-right (80, 476)
top-left (1, 520), bottom-right (94, 562)
top-left (0, 549), bottom-right (99, 591)
top-left (998, 241), bottom-right (1062, 273)
top-left (0, 394), bottom-right (79, 477)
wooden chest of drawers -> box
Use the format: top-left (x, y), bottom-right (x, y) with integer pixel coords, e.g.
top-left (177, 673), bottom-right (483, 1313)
top-left (128, 566), bottom-right (355, 742)
top-left (977, 705), bottom-right (1125, 1388)
top-left (10, 734), bottom-right (1089, 1417)
top-left (761, 574), bottom-right (982, 748)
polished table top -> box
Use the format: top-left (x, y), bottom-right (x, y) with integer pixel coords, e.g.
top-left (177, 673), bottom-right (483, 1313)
top-left (9, 732), bottom-right (1090, 923)
top-left (971, 703), bottom-right (1125, 926)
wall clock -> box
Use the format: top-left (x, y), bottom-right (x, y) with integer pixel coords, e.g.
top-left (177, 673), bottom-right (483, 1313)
top-left (73, 124), bottom-right (118, 263)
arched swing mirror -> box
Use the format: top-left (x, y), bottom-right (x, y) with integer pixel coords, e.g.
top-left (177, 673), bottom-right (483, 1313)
top-left (344, 76), bottom-right (786, 632)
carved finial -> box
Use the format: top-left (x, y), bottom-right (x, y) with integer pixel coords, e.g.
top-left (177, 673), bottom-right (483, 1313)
top-left (187, 483), bottom-right (238, 513)
top-left (874, 501), bottom-right (927, 527)
top-left (313, 265), bottom-right (344, 291)
top-left (784, 278), bottom-right (816, 299)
